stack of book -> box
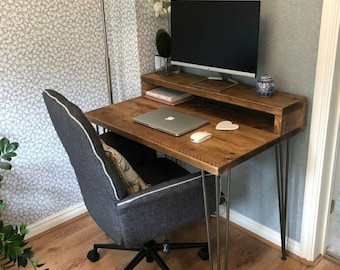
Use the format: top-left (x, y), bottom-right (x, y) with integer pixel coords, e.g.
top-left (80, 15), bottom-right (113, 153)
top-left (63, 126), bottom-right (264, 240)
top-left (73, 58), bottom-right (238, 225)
top-left (145, 87), bottom-right (193, 106)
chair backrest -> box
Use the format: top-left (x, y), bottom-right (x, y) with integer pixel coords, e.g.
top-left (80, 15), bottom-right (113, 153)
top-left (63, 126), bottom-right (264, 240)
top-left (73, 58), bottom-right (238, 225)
top-left (43, 89), bottom-right (128, 242)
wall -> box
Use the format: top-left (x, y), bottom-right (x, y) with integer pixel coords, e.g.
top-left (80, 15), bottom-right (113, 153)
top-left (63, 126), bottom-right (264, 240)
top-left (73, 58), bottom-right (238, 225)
top-left (229, 0), bottom-right (323, 242)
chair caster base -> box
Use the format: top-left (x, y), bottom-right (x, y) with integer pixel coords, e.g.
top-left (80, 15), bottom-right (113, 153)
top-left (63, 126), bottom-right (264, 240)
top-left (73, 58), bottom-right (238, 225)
top-left (87, 250), bottom-right (100, 262)
top-left (198, 247), bottom-right (209, 261)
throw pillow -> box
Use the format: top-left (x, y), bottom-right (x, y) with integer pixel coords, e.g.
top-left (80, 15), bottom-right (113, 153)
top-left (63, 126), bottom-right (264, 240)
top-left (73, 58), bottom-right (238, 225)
top-left (101, 140), bottom-right (150, 194)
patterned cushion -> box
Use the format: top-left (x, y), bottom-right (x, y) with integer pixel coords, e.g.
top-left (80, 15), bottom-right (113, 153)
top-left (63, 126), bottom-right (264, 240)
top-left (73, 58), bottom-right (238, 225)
top-left (101, 140), bottom-right (150, 194)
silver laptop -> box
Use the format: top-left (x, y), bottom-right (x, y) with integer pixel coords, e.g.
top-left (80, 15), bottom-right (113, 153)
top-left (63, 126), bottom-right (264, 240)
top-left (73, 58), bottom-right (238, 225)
top-left (132, 107), bottom-right (209, 136)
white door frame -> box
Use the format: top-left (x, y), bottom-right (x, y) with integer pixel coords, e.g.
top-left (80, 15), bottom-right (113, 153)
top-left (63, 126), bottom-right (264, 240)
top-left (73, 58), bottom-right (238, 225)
top-left (300, 0), bottom-right (340, 261)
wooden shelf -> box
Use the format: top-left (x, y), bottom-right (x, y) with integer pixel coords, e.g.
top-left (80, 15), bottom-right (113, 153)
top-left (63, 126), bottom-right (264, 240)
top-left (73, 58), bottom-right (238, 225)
top-left (141, 72), bottom-right (307, 136)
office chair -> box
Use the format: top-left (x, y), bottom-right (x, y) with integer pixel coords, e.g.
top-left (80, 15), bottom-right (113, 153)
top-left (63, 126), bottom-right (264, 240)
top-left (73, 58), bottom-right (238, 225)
top-left (43, 90), bottom-right (216, 270)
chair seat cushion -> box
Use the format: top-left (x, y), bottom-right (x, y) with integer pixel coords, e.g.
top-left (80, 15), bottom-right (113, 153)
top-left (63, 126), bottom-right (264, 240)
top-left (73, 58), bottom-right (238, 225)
top-left (101, 140), bottom-right (150, 194)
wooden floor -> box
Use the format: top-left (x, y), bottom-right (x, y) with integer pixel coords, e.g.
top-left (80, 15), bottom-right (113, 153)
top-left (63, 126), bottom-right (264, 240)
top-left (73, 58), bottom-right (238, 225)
top-left (27, 213), bottom-right (339, 270)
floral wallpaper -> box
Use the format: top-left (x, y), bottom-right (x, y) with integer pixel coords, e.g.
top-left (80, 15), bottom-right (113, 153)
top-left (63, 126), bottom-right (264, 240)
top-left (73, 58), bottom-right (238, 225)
top-left (105, 0), bottom-right (141, 103)
top-left (0, 0), bottom-right (158, 225)
top-left (136, 0), bottom-right (168, 75)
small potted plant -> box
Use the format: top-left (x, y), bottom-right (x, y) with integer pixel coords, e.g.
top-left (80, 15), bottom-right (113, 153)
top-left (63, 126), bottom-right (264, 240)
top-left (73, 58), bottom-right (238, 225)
top-left (0, 137), bottom-right (46, 269)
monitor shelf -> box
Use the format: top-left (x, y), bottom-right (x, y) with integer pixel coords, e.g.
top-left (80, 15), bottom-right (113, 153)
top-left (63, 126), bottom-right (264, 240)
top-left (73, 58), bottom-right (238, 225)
top-left (141, 72), bottom-right (307, 137)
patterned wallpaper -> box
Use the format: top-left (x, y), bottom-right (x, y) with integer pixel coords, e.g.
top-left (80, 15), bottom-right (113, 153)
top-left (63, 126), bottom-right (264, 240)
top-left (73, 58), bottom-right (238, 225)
top-left (136, 0), bottom-right (168, 75)
top-left (0, 0), bottom-right (158, 225)
top-left (105, 0), bottom-right (142, 103)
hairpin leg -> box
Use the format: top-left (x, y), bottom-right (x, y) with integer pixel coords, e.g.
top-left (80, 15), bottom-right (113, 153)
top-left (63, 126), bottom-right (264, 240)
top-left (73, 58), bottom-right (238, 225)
top-left (202, 170), bottom-right (231, 270)
top-left (215, 175), bottom-right (221, 270)
top-left (275, 139), bottom-right (290, 260)
top-left (224, 170), bottom-right (231, 270)
top-left (202, 170), bottom-right (214, 270)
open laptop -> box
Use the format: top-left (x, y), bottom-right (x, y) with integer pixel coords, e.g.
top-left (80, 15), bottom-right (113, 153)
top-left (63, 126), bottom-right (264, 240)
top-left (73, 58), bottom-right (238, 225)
top-left (132, 107), bottom-right (209, 136)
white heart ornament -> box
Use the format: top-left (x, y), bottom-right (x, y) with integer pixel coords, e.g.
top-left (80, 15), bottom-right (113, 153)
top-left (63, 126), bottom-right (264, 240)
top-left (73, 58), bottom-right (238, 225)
top-left (215, 121), bottom-right (239, 131)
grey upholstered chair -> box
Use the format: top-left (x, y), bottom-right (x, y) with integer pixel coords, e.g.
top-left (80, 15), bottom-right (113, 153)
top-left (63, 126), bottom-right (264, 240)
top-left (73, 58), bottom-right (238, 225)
top-left (43, 89), bottom-right (216, 270)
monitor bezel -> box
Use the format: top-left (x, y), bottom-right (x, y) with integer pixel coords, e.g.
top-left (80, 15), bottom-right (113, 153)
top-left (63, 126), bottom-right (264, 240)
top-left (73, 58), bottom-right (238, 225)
top-left (170, 0), bottom-right (261, 79)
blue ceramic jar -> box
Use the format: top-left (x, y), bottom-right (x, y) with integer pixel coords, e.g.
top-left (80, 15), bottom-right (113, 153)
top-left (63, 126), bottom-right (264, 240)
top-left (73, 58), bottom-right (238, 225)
top-left (256, 75), bottom-right (275, 97)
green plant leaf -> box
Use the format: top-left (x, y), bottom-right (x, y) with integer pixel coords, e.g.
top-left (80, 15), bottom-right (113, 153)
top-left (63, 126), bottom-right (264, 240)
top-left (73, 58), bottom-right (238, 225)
top-left (3, 225), bottom-right (14, 241)
top-left (0, 138), bottom-right (9, 154)
top-left (2, 153), bottom-right (17, 162)
top-left (17, 254), bottom-right (28, 267)
top-left (0, 162), bottom-right (11, 171)
top-left (5, 143), bottom-right (18, 153)
top-left (19, 224), bottom-right (29, 236)
top-left (8, 246), bottom-right (24, 261)
top-left (22, 248), bottom-right (34, 260)
top-left (0, 201), bottom-right (6, 212)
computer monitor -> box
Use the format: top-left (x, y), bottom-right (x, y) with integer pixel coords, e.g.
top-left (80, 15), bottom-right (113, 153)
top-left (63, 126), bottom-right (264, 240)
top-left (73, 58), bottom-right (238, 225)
top-left (171, 1), bottom-right (261, 90)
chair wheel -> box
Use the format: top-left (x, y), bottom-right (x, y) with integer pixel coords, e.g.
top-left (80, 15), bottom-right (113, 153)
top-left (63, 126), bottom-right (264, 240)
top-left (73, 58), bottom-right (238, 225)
top-left (198, 247), bottom-right (209, 260)
top-left (87, 250), bottom-right (100, 262)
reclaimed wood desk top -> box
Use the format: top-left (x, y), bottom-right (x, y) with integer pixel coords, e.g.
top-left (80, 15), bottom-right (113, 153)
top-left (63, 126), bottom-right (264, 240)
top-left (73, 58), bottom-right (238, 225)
top-left (86, 96), bottom-right (286, 175)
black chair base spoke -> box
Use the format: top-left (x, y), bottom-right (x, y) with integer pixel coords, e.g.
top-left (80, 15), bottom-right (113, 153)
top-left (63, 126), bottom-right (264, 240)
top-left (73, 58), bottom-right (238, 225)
top-left (88, 240), bottom-right (209, 270)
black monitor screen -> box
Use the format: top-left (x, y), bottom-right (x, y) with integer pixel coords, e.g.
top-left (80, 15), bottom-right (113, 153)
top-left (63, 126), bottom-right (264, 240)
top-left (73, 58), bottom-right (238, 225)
top-left (171, 1), bottom-right (260, 78)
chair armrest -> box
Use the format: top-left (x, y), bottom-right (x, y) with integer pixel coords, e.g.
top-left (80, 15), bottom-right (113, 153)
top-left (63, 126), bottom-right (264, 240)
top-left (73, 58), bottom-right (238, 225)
top-left (116, 172), bottom-right (216, 247)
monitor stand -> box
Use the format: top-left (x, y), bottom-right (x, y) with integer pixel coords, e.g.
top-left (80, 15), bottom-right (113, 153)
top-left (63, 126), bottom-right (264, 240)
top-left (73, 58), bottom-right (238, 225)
top-left (155, 57), bottom-right (181, 76)
top-left (190, 73), bottom-right (239, 92)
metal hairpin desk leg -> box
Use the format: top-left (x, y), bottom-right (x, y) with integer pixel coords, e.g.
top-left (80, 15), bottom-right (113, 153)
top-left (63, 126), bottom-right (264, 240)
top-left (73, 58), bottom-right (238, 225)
top-left (202, 170), bottom-right (214, 270)
top-left (215, 172), bottom-right (231, 270)
top-left (201, 171), bottom-right (231, 270)
top-left (215, 175), bottom-right (221, 270)
top-left (275, 139), bottom-right (290, 260)
top-left (224, 170), bottom-right (231, 270)
top-left (94, 125), bottom-right (107, 135)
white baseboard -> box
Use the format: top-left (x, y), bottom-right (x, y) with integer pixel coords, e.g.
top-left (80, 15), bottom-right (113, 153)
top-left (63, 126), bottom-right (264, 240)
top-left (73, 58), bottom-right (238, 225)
top-left (220, 206), bottom-right (301, 257)
top-left (27, 202), bottom-right (87, 239)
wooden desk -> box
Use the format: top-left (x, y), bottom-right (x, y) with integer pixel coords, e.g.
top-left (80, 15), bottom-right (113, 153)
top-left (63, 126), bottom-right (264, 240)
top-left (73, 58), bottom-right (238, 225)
top-left (86, 72), bottom-right (307, 270)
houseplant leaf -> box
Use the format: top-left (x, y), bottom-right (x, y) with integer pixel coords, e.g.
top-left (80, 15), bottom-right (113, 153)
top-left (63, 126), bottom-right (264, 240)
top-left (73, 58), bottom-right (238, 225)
top-left (19, 223), bottom-right (29, 236)
top-left (0, 138), bottom-right (10, 154)
top-left (0, 162), bottom-right (11, 171)
top-left (2, 152), bottom-right (17, 162)
top-left (0, 200), bottom-right (6, 212)
top-left (4, 142), bottom-right (18, 154)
